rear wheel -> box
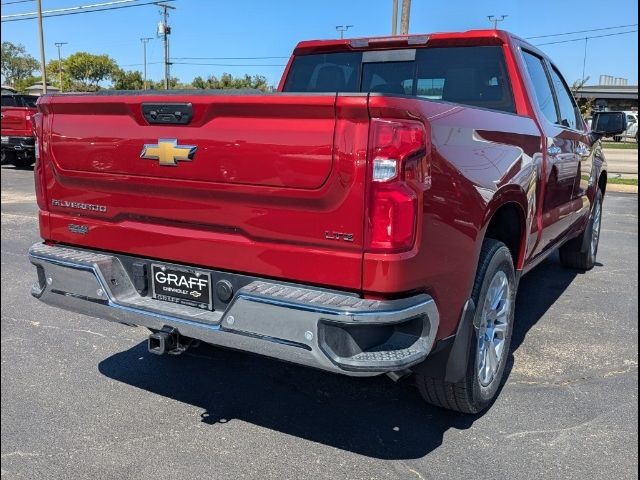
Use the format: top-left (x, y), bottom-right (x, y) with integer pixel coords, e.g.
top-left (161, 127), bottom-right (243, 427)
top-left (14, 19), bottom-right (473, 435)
top-left (560, 189), bottom-right (603, 270)
top-left (415, 239), bottom-right (516, 413)
top-left (11, 156), bottom-right (34, 169)
top-left (1, 149), bottom-right (16, 165)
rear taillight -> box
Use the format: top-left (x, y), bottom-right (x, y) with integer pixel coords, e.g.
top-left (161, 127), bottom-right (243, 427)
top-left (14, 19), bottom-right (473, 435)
top-left (366, 118), bottom-right (429, 253)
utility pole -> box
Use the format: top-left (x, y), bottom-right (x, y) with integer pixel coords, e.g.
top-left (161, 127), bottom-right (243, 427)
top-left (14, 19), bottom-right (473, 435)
top-left (156, 2), bottom-right (175, 90)
top-left (54, 42), bottom-right (67, 91)
top-left (400, 0), bottom-right (411, 34)
top-left (36, 0), bottom-right (47, 94)
top-left (487, 15), bottom-right (508, 29)
top-left (335, 25), bottom-right (353, 39)
top-left (140, 37), bottom-right (153, 89)
top-left (391, 0), bottom-right (398, 35)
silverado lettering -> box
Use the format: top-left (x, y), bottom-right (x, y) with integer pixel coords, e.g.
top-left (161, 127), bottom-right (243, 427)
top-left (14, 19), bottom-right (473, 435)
top-left (28, 29), bottom-right (627, 413)
top-left (52, 199), bottom-right (108, 212)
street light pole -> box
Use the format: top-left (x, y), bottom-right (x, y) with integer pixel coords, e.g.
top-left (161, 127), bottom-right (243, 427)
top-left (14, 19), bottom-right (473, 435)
top-left (36, 0), bottom-right (47, 94)
top-left (335, 25), bottom-right (353, 39)
top-left (487, 15), bottom-right (508, 29)
top-left (54, 42), bottom-right (67, 91)
top-left (140, 37), bottom-right (153, 89)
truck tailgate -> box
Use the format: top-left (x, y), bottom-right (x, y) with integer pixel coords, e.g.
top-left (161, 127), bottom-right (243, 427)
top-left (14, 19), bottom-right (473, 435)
top-left (36, 93), bottom-right (370, 290)
top-left (1, 106), bottom-right (35, 135)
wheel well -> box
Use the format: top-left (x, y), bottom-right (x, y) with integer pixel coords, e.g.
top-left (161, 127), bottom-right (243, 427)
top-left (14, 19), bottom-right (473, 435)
top-left (485, 203), bottom-right (525, 267)
top-left (599, 171), bottom-right (607, 196)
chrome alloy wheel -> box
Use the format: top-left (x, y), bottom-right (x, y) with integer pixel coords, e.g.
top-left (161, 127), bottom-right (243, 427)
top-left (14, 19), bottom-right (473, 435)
top-left (591, 199), bottom-right (602, 258)
top-left (476, 270), bottom-right (511, 387)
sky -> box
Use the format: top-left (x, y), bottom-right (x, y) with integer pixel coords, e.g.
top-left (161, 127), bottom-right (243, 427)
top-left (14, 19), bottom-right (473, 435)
top-left (1, 0), bottom-right (638, 88)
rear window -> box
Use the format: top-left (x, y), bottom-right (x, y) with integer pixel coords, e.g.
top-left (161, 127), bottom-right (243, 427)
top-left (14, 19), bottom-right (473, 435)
top-left (283, 46), bottom-right (515, 113)
top-left (20, 96), bottom-right (38, 107)
top-left (0, 95), bottom-right (37, 107)
top-left (1, 95), bottom-right (17, 107)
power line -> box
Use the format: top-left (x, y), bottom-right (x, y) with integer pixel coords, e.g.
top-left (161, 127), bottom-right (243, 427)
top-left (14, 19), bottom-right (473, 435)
top-left (2, 0), bottom-right (143, 18)
top-left (0, 0), bottom-right (35, 5)
top-left (171, 62), bottom-right (286, 67)
top-left (121, 61), bottom-right (163, 67)
top-left (172, 56), bottom-right (289, 60)
top-left (527, 23), bottom-right (638, 39)
top-left (535, 29), bottom-right (637, 46)
top-left (1, 0), bottom-right (172, 22)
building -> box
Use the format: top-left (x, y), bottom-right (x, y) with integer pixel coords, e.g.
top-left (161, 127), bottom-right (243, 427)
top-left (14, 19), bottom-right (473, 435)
top-left (575, 83), bottom-right (638, 112)
top-left (24, 83), bottom-right (60, 96)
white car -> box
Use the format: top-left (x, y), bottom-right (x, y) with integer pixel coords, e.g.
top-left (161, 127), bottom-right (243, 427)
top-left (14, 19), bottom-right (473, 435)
top-left (614, 112), bottom-right (638, 142)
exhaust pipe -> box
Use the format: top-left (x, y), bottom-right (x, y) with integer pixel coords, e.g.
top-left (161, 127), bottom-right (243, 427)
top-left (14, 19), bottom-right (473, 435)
top-left (148, 328), bottom-right (194, 355)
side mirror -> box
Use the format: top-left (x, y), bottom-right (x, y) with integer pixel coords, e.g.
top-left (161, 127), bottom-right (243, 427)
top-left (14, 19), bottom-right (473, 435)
top-left (590, 111), bottom-right (628, 141)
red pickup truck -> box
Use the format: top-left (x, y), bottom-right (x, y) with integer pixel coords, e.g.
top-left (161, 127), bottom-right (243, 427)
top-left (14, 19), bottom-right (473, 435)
top-left (1, 93), bottom-right (38, 168)
top-left (28, 30), bottom-right (626, 413)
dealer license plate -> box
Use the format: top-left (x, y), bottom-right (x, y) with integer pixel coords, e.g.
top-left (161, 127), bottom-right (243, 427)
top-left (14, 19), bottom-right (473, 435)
top-left (151, 263), bottom-right (213, 310)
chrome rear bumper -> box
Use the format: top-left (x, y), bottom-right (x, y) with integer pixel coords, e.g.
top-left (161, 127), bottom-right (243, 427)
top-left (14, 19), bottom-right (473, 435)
top-left (28, 243), bottom-right (439, 376)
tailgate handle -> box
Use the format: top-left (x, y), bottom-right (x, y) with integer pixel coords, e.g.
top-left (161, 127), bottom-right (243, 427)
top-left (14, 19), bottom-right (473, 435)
top-left (142, 103), bottom-right (193, 125)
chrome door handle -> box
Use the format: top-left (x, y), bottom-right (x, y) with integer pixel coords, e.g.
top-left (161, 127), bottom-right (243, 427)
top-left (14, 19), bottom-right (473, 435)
top-left (547, 145), bottom-right (562, 157)
top-left (576, 144), bottom-right (591, 157)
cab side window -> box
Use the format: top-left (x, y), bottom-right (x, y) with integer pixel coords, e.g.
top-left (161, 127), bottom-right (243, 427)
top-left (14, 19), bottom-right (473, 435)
top-left (549, 67), bottom-right (583, 131)
top-left (522, 51), bottom-right (558, 125)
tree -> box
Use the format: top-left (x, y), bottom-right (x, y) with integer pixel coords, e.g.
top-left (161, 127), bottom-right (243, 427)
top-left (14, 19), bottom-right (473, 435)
top-left (1, 41), bottom-right (39, 87)
top-left (191, 75), bottom-right (207, 89)
top-left (63, 52), bottom-right (118, 91)
top-left (14, 75), bottom-right (41, 93)
top-left (571, 77), bottom-right (594, 117)
top-left (45, 59), bottom-right (73, 91)
top-left (191, 73), bottom-right (268, 91)
top-left (148, 76), bottom-right (182, 89)
top-left (112, 69), bottom-right (144, 90)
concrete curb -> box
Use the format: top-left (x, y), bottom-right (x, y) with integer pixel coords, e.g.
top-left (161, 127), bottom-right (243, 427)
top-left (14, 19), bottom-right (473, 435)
top-left (607, 184), bottom-right (638, 194)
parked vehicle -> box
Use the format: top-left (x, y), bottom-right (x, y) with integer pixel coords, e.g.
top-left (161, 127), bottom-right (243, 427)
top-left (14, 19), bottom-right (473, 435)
top-left (613, 112), bottom-right (638, 142)
top-left (1, 93), bottom-right (38, 168)
top-left (28, 30), bottom-right (627, 413)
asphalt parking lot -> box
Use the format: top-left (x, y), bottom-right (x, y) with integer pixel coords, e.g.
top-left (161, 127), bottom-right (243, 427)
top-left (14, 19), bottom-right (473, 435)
top-left (1, 165), bottom-right (638, 480)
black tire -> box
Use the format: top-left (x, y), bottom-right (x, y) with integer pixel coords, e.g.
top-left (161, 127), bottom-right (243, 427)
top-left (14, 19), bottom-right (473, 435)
top-left (559, 189), bottom-right (603, 270)
top-left (1, 149), bottom-right (16, 166)
top-left (415, 239), bottom-right (516, 413)
top-left (11, 156), bottom-right (34, 169)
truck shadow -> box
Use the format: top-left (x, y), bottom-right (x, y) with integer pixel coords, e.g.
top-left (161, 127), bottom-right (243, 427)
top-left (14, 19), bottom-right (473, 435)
top-left (98, 251), bottom-right (583, 460)
top-left (510, 250), bottom-right (582, 353)
top-left (0, 164), bottom-right (34, 171)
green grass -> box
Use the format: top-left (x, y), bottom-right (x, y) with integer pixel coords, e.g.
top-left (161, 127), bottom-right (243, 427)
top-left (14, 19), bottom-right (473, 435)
top-left (602, 142), bottom-right (638, 150)
top-left (607, 177), bottom-right (638, 186)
